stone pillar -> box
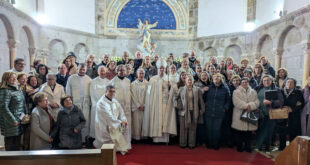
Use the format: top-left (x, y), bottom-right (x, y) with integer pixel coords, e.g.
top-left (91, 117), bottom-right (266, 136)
top-left (28, 47), bottom-right (36, 68)
top-left (302, 44), bottom-right (310, 87)
top-left (273, 48), bottom-right (284, 71)
top-left (7, 39), bottom-right (17, 69)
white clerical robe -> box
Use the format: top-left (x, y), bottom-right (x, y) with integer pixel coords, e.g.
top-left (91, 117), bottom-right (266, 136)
top-left (144, 75), bottom-right (171, 143)
top-left (90, 77), bottom-right (110, 137)
top-left (66, 74), bottom-right (92, 142)
top-left (109, 76), bottom-right (131, 149)
top-left (93, 96), bottom-right (128, 152)
top-left (165, 73), bottom-right (179, 85)
top-left (131, 79), bottom-right (148, 140)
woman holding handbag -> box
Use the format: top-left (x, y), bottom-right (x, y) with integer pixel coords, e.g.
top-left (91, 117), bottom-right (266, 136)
top-left (278, 78), bottom-right (304, 150)
top-left (232, 77), bottom-right (259, 152)
top-left (255, 75), bottom-right (284, 154)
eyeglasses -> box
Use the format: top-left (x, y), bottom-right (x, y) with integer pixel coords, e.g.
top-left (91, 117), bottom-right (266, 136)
top-left (47, 78), bottom-right (55, 80)
top-left (16, 63), bottom-right (26, 66)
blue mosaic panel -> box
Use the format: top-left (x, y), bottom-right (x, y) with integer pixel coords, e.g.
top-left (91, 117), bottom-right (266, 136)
top-left (117, 0), bottom-right (176, 30)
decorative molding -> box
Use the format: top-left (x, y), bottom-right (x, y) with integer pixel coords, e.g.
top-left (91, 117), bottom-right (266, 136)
top-left (7, 38), bottom-right (16, 48)
top-left (28, 47), bottom-right (36, 55)
top-left (43, 25), bottom-right (99, 38)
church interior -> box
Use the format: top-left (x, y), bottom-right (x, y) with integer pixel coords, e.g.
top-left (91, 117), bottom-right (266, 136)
top-left (0, 0), bottom-right (310, 165)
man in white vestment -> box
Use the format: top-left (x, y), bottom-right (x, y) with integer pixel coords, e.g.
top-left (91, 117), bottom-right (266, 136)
top-left (90, 66), bottom-right (110, 138)
top-left (109, 65), bottom-right (132, 149)
top-left (93, 85), bottom-right (128, 154)
top-left (131, 68), bottom-right (148, 140)
top-left (144, 59), bottom-right (174, 143)
top-left (66, 64), bottom-right (92, 142)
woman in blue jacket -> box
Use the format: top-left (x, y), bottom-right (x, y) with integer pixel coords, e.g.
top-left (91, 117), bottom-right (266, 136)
top-left (204, 73), bottom-right (231, 150)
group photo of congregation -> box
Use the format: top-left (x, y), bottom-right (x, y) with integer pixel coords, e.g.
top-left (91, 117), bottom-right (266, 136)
top-left (0, 0), bottom-right (310, 164)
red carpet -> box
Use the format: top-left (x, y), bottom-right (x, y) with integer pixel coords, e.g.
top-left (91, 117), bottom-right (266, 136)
top-left (117, 144), bottom-right (274, 165)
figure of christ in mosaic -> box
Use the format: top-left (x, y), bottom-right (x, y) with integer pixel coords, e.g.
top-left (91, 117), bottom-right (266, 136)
top-left (137, 19), bottom-right (158, 56)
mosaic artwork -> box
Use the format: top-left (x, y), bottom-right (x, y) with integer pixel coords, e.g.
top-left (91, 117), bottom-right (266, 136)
top-left (117, 0), bottom-right (176, 30)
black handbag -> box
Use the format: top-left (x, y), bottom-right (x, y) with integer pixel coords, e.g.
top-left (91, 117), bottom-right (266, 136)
top-left (240, 110), bottom-right (260, 125)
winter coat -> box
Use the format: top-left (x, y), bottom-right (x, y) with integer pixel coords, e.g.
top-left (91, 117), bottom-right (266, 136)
top-left (143, 66), bottom-right (156, 81)
top-left (194, 79), bottom-right (209, 94)
top-left (232, 86), bottom-right (259, 131)
top-left (249, 77), bottom-right (258, 89)
top-left (30, 105), bottom-right (57, 150)
top-left (255, 84), bottom-right (284, 116)
top-left (263, 63), bottom-right (275, 77)
top-left (282, 88), bottom-right (305, 131)
top-left (175, 86), bottom-right (205, 123)
top-left (51, 105), bottom-right (86, 149)
top-left (302, 87), bottom-right (310, 136)
top-left (39, 83), bottom-right (65, 119)
top-left (56, 73), bottom-right (69, 88)
top-left (0, 86), bottom-right (27, 137)
top-left (203, 83), bottom-right (231, 118)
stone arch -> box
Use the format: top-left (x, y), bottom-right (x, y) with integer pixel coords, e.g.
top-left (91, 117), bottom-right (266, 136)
top-left (202, 47), bottom-right (217, 66)
top-left (0, 14), bottom-right (14, 75)
top-left (0, 14), bottom-right (14, 40)
top-left (74, 43), bottom-right (89, 63)
top-left (224, 44), bottom-right (242, 64)
top-left (16, 26), bottom-right (35, 73)
top-left (48, 39), bottom-right (67, 72)
top-left (22, 26), bottom-right (35, 48)
top-left (277, 25), bottom-right (296, 51)
top-left (256, 34), bottom-right (274, 65)
top-left (278, 25), bottom-right (304, 85)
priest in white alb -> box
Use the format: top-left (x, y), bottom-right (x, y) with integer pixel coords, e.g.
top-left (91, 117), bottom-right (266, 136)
top-left (66, 63), bottom-right (92, 142)
top-left (144, 59), bottom-right (176, 143)
top-left (90, 66), bottom-right (110, 138)
top-left (131, 68), bottom-right (148, 140)
top-left (109, 65), bottom-right (132, 149)
top-left (93, 85), bottom-right (129, 154)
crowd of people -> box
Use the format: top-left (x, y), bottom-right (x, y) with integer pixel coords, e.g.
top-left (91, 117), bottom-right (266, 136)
top-left (0, 50), bottom-right (309, 156)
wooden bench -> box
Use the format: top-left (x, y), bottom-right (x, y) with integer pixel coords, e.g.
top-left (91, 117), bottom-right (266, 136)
top-left (0, 144), bottom-right (116, 165)
top-left (275, 136), bottom-right (310, 165)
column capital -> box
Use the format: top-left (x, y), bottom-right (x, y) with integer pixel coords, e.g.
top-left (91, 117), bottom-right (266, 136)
top-left (299, 41), bottom-right (310, 53)
top-left (36, 49), bottom-right (49, 57)
top-left (254, 52), bottom-right (261, 58)
top-left (272, 48), bottom-right (284, 56)
top-left (28, 47), bottom-right (36, 55)
top-left (7, 39), bottom-right (17, 48)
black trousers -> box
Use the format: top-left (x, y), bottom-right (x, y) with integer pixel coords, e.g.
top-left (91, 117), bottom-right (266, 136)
top-left (234, 130), bottom-right (252, 151)
top-left (5, 135), bottom-right (21, 151)
top-left (221, 111), bottom-right (234, 147)
top-left (205, 116), bottom-right (223, 148)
